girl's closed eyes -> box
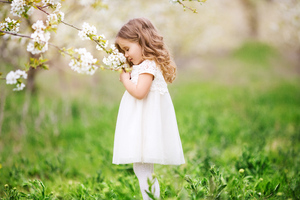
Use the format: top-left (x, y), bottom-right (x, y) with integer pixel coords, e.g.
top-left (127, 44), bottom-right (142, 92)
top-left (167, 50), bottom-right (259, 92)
top-left (117, 37), bottom-right (143, 65)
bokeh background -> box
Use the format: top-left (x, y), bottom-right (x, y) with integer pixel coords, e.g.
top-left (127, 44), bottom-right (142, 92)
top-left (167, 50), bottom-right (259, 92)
top-left (0, 0), bottom-right (299, 199)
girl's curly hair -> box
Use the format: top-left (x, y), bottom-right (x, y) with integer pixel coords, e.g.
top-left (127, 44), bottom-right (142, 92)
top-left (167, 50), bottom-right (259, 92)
top-left (115, 18), bottom-right (176, 83)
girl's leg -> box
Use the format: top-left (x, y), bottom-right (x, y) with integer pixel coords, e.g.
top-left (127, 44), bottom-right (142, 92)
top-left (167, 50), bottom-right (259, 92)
top-left (133, 163), bottom-right (160, 200)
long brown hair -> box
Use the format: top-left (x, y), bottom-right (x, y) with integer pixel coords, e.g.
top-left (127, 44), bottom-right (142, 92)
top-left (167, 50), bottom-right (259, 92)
top-left (115, 18), bottom-right (176, 83)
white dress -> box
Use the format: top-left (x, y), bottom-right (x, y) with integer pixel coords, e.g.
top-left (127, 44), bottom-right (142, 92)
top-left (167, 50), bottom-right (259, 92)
top-left (113, 60), bottom-right (185, 165)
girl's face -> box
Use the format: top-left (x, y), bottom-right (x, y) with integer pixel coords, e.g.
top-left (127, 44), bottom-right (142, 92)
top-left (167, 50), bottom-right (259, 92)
top-left (117, 37), bottom-right (143, 65)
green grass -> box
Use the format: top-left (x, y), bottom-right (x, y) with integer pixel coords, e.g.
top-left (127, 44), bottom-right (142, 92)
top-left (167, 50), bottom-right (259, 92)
top-left (0, 42), bottom-right (299, 199)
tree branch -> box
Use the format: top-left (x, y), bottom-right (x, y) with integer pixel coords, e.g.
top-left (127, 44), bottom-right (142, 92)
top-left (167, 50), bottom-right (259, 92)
top-left (35, 5), bottom-right (50, 15)
top-left (0, 30), bottom-right (32, 39)
top-left (0, 0), bottom-right (10, 3)
top-left (0, 1), bottom-right (115, 72)
top-left (177, 0), bottom-right (198, 13)
top-left (61, 21), bottom-right (81, 31)
top-left (35, 5), bottom-right (82, 31)
top-left (0, 0), bottom-right (80, 32)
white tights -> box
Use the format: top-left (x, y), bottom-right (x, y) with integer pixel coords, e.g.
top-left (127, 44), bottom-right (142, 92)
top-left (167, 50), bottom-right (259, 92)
top-left (133, 163), bottom-right (160, 200)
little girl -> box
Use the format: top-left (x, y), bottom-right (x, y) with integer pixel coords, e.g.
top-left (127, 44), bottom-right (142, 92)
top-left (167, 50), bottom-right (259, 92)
top-left (113, 18), bottom-right (185, 200)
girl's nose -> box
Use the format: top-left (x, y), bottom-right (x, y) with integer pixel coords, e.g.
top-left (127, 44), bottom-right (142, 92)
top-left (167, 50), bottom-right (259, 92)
top-left (125, 52), bottom-right (128, 57)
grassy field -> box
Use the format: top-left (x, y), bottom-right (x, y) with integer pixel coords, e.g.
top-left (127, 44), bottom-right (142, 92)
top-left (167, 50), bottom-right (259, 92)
top-left (0, 42), bottom-right (299, 199)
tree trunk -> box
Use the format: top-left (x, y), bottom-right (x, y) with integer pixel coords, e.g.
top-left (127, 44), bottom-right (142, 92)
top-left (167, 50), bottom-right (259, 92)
top-left (26, 61), bottom-right (39, 94)
top-left (241, 0), bottom-right (259, 38)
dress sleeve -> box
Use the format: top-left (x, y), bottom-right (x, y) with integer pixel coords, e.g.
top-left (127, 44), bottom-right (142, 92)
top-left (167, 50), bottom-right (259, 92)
top-left (138, 60), bottom-right (157, 76)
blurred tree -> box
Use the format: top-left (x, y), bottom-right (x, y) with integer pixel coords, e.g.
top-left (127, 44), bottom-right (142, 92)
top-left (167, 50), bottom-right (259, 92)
top-left (240, 0), bottom-right (258, 38)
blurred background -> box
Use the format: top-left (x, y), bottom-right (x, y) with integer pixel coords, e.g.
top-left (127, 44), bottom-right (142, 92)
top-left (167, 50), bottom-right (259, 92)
top-left (0, 0), bottom-right (299, 199)
top-left (1, 0), bottom-right (299, 95)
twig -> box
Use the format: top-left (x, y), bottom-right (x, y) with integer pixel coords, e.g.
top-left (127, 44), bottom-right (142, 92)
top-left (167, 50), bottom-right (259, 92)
top-left (0, 0), bottom-right (10, 3)
top-left (177, 0), bottom-right (198, 13)
top-left (61, 21), bottom-right (81, 31)
top-left (0, 0), bottom-right (82, 31)
top-left (36, 5), bottom-right (50, 15)
top-left (92, 38), bottom-right (109, 54)
top-left (36, 4), bottom-right (82, 31)
top-left (48, 42), bottom-right (63, 51)
top-left (35, 5), bottom-right (82, 31)
top-left (0, 30), bottom-right (32, 39)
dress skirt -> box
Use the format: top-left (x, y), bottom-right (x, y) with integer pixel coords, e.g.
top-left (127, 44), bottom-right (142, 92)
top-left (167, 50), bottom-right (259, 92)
top-left (112, 90), bottom-right (185, 165)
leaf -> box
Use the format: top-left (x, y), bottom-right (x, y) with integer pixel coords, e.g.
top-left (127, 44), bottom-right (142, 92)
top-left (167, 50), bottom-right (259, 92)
top-left (265, 181), bottom-right (271, 193)
top-left (209, 175), bottom-right (215, 193)
top-left (201, 177), bottom-right (208, 188)
top-left (209, 166), bottom-right (216, 175)
top-left (274, 183), bottom-right (280, 193)
top-left (42, 64), bottom-right (49, 70)
top-left (216, 184), bottom-right (227, 194)
top-left (244, 176), bottom-right (253, 180)
top-left (185, 175), bottom-right (192, 184)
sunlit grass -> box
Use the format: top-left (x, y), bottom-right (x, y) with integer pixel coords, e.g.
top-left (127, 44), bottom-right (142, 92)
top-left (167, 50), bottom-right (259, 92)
top-left (0, 42), bottom-right (299, 199)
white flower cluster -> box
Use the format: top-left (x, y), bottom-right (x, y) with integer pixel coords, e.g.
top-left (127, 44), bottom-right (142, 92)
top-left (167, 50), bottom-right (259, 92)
top-left (78, 22), bottom-right (97, 40)
top-left (46, 13), bottom-right (64, 28)
top-left (42, 0), bottom-right (56, 5)
top-left (46, 14), bottom-right (58, 28)
top-left (69, 48), bottom-right (98, 75)
top-left (51, 2), bottom-right (64, 23)
top-left (0, 17), bottom-right (20, 34)
top-left (27, 20), bottom-right (51, 54)
top-left (41, 1), bottom-right (64, 28)
top-left (103, 45), bottom-right (128, 71)
top-left (10, 0), bottom-right (33, 17)
top-left (95, 34), bottom-right (108, 51)
top-left (6, 70), bottom-right (27, 91)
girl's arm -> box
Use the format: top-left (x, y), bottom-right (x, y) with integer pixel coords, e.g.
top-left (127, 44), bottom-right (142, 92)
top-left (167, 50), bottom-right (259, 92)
top-left (120, 71), bottom-right (153, 100)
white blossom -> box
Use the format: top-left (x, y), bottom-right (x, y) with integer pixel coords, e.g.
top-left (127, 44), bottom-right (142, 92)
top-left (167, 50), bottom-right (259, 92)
top-left (54, 2), bottom-right (62, 11)
top-left (52, 2), bottom-right (64, 21)
top-left (57, 11), bottom-right (64, 21)
top-left (10, 0), bottom-right (26, 17)
top-left (78, 22), bottom-right (97, 40)
top-left (0, 23), bottom-right (5, 31)
top-left (15, 69), bottom-right (28, 79)
top-left (10, 0), bottom-right (33, 17)
top-left (69, 48), bottom-right (98, 75)
top-left (27, 20), bottom-right (50, 54)
top-left (0, 17), bottom-right (20, 34)
top-left (6, 71), bottom-right (19, 84)
top-left (42, 0), bottom-right (55, 6)
top-left (6, 70), bottom-right (27, 91)
top-left (32, 20), bottom-right (46, 31)
top-left (13, 83), bottom-right (26, 91)
top-left (95, 34), bottom-right (108, 51)
top-left (110, 44), bottom-right (117, 51)
top-left (46, 13), bottom-right (58, 28)
top-left (27, 6), bottom-right (34, 16)
top-left (103, 45), bottom-right (127, 70)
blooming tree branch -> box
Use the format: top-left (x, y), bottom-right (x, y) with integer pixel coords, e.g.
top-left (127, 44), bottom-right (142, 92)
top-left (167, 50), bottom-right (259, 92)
top-left (1, 0), bottom-right (206, 91)
top-left (0, 0), bottom-right (129, 91)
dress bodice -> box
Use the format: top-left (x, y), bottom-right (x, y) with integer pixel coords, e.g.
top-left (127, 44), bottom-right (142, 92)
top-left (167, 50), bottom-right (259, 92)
top-left (113, 59), bottom-right (185, 165)
top-left (130, 60), bottom-right (168, 95)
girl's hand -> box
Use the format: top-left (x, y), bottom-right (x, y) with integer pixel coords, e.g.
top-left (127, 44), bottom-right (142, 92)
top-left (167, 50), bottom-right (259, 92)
top-left (119, 71), bottom-right (131, 83)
